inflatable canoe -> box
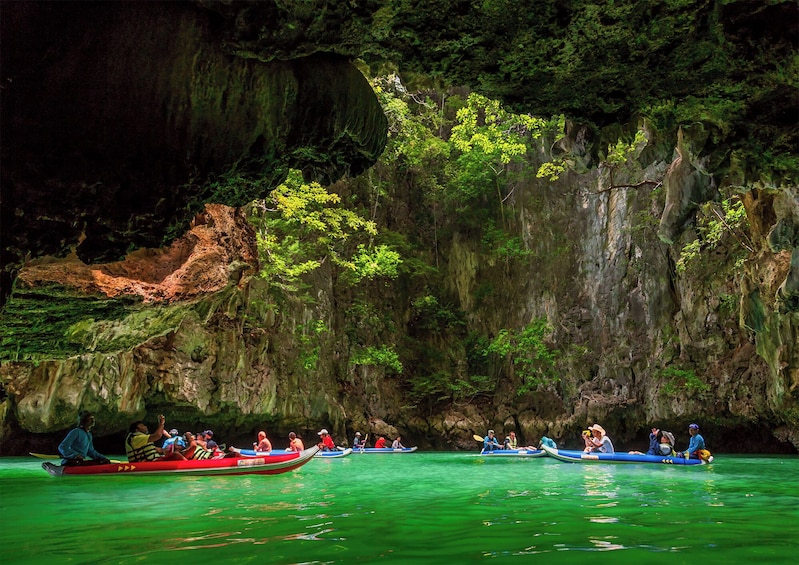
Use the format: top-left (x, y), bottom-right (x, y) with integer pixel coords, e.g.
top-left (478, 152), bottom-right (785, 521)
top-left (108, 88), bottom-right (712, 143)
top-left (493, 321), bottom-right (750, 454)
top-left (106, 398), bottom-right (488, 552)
top-left (479, 448), bottom-right (545, 457)
top-left (232, 447), bottom-right (353, 458)
top-left (540, 444), bottom-right (707, 465)
top-left (351, 447), bottom-right (418, 454)
top-left (41, 447), bottom-right (319, 476)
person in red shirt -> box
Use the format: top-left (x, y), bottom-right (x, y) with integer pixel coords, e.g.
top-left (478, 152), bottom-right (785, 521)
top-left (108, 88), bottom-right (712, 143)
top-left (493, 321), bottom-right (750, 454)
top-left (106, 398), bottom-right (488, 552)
top-left (317, 428), bottom-right (336, 451)
top-left (374, 436), bottom-right (387, 449)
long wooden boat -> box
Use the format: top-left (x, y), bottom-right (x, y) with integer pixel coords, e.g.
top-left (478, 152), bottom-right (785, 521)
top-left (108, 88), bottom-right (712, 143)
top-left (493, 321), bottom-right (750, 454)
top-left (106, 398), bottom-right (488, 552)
top-left (479, 448), bottom-right (545, 457)
top-left (351, 447), bottom-right (418, 454)
top-left (540, 444), bottom-right (707, 465)
top-left (41, 446), bottom-right (320, 476)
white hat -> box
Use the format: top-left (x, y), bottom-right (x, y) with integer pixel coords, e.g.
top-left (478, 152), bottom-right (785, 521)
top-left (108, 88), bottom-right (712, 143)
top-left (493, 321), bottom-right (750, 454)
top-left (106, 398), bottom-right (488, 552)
top-left (355, 431), bottom-right (361, 436)
top-left (588, 424), bottom-right (606, 436)
top-left (318, 429), bottom-right (328, 435)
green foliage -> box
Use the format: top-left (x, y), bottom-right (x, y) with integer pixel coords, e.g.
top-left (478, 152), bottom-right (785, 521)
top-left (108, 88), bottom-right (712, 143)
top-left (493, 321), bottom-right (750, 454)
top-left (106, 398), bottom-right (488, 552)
top-left (246, 169), bottom-right (381, 292)
top-left (448, 92), bottom-right (548, 225)
top-left (656, 367), bottom-right (710, 397)
top-left (410, 294), bottom-right (464, 333)
top-left (349, 244), bottom-right (402, 282)
top-left (296, 320), bottom-right (328, 370)
top-left (481, 221), bottom-right (533, 261)
top-left (350, 344), bottom-right (403, 374)
top-left (676, 197), bottom-right (751, 274)
top-left (483, 319), bottom-right (559, 394)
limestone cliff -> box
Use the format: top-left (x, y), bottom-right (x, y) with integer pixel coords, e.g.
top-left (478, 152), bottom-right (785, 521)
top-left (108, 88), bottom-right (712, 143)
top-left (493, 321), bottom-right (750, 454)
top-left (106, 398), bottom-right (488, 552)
top-left (1, 0), bottom-right (797, 454)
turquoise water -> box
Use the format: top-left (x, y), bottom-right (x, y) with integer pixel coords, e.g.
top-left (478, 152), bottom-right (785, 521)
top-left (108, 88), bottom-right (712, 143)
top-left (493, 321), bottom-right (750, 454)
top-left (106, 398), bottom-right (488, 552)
top-left (1, 453), bottom-right (797, 564)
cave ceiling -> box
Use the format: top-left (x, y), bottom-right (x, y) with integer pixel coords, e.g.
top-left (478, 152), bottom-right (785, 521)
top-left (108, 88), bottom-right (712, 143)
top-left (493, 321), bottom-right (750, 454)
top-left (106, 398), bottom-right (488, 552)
top-left (1, 0), bottom-right (796, 306)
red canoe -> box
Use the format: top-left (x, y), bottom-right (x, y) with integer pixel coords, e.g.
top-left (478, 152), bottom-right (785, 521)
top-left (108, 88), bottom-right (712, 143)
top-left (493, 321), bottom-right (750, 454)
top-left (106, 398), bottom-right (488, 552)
top-left (41, 446), bottom-right (319, 477)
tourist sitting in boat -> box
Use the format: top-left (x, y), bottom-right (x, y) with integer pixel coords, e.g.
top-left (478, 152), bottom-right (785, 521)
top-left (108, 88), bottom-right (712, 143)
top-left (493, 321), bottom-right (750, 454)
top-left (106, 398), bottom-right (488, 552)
top-left (585, 424), bottom-right (614, 453)
top-left (253, 431), bottom-right (272, 452)
top-left (204, 430), bottom-right (219, 451)
top-left (504, 431), bottom-right (518, 449)
top-left (629, 427), bottom-right (673, 456)
top-left (374, 436), bottom-right (387, 448)
top-left (317, 428), bottom-right (336, 451)
top-left (658, 430), bottom-right (675, 455)
top-left (181, 432), bottom-right (215, 460)
top-left (392, 435), bottom-right (405, 449)
top-left (353, 431), bottom-right (365, 449)
top-left (483, 430), bottom-right (501, 452)
top-left (287, 432), bottom-right (305, 452)
top-left (581, 429), bottom-right (594, 451)
top-left (676, 423), bottom-right (705, 459)
top-left (161, 428), bottom-right (186, 456)
top-left (538, 436), bottom-right (557, 449)
top-left (126, 415), bottom-right (186, 462)
top-left (58, 411), bottom-right (111, 466)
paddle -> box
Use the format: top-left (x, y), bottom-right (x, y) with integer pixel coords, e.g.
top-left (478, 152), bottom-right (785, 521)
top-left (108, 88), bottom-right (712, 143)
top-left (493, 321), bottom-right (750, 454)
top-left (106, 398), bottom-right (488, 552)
top-left (360, 434), bottom-right (368, 452)
top-left (472, 434), bottom-right (501, 451)
top-left (30, 452), bottom-right (124, 464)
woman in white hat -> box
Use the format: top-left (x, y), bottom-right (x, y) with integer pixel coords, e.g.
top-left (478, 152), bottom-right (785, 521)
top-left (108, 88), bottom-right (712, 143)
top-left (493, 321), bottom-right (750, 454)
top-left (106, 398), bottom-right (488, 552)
top-left (586, 424), bottom-right (614, 454)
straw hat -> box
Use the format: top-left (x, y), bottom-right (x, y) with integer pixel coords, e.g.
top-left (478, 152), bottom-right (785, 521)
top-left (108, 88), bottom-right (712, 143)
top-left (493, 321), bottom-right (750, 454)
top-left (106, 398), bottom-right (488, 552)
top-left (588, 424), bottom-right (606, 436)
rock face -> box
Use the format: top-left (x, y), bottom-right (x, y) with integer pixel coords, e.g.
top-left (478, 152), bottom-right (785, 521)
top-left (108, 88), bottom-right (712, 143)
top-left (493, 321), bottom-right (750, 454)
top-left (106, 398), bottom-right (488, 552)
top-left (1, 125), bottom-right (796, 455)
top-left (0, 1), bottom-right (387, 302)
top-left (0, 1), bottom-right (797, 454)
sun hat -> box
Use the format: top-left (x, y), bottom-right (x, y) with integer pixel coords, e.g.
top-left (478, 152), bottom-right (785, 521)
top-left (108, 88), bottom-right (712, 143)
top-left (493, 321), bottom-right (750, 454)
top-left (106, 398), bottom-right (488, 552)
top-left (662, 431), bottom-right (675, 445)
top-left (588, 424), bottom-right (606, 435)
top-left (318, 428), bottom-right (329, 435)
top-left (688, 423), bottom-right (699, 430)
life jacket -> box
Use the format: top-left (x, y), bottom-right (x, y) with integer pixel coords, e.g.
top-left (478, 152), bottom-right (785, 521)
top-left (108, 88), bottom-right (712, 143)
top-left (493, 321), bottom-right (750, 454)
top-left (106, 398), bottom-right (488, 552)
top-left (125, 432), bottom-right (160, 462)
top-left (189, 445), bottom-right (213, 460)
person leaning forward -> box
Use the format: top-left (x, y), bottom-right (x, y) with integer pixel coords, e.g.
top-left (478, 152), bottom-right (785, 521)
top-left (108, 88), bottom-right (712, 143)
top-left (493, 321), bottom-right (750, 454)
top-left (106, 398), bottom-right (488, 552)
top-left (126, 415), bottom-right (186, 462)
top-left (58, 412), bottom-right (110, 466)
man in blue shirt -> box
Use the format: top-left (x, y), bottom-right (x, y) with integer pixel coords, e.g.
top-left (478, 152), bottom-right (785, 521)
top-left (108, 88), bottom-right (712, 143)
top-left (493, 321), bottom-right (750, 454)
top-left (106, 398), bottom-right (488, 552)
top-left (677, 423), bottom-right (705, 459)
top-left (483, 430), bottom-right (501, 452)
top-left (58, 412), bottom-right (111, 465)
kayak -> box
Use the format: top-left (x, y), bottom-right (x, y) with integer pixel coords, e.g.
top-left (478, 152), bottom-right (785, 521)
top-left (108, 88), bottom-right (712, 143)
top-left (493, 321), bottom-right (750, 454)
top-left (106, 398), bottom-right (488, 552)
top-left (540, 444), bottom-right (707, 465)
top-left (232, 447), bottom-right (353, 458)
top-left (41, 446), bottom-right (320, 476)
top-left (351, 447), bottom-right (418, 454)
top-left (478, 448), bottom-right (545, 457)
top-left (315, 448), bottom-right (353, 458)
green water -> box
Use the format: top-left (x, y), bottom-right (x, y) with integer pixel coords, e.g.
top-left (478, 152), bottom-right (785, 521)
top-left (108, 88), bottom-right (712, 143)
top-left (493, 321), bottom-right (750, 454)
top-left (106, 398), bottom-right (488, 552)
top-left (1, 453), bottom-right (797, 564)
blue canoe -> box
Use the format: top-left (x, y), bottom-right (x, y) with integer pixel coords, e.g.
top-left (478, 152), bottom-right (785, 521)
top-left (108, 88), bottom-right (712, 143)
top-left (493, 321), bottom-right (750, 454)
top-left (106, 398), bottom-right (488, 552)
top-left (479, 448), bottom-right (545, 457)
top-left (351, 447), bottom-right (418, 454)
top-left (540, 444), bottom-right (708, 465)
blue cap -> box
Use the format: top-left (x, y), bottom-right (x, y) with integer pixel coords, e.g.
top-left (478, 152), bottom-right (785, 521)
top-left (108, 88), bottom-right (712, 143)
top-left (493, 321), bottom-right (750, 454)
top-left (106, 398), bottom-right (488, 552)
top-left (689, 423), bottom-right (699, 430)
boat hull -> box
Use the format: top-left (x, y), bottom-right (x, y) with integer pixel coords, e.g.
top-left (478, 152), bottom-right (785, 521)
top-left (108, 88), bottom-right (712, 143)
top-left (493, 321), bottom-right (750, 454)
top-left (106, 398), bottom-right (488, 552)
top-left (479, 448), bottom-right (545, 457)
top-left (315, 448), bottom-right (353, 458)
top-left (351, 447), bottom-right (418, 454)
top-left (540, 445), bottom-right (706, 465)
top-left (41, 447), bottom-right (320, 476)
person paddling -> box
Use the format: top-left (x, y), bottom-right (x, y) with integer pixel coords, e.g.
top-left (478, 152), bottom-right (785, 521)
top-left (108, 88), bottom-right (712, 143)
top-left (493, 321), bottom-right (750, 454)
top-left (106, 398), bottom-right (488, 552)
top-left (58, 412), bottom-right (111, 466)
